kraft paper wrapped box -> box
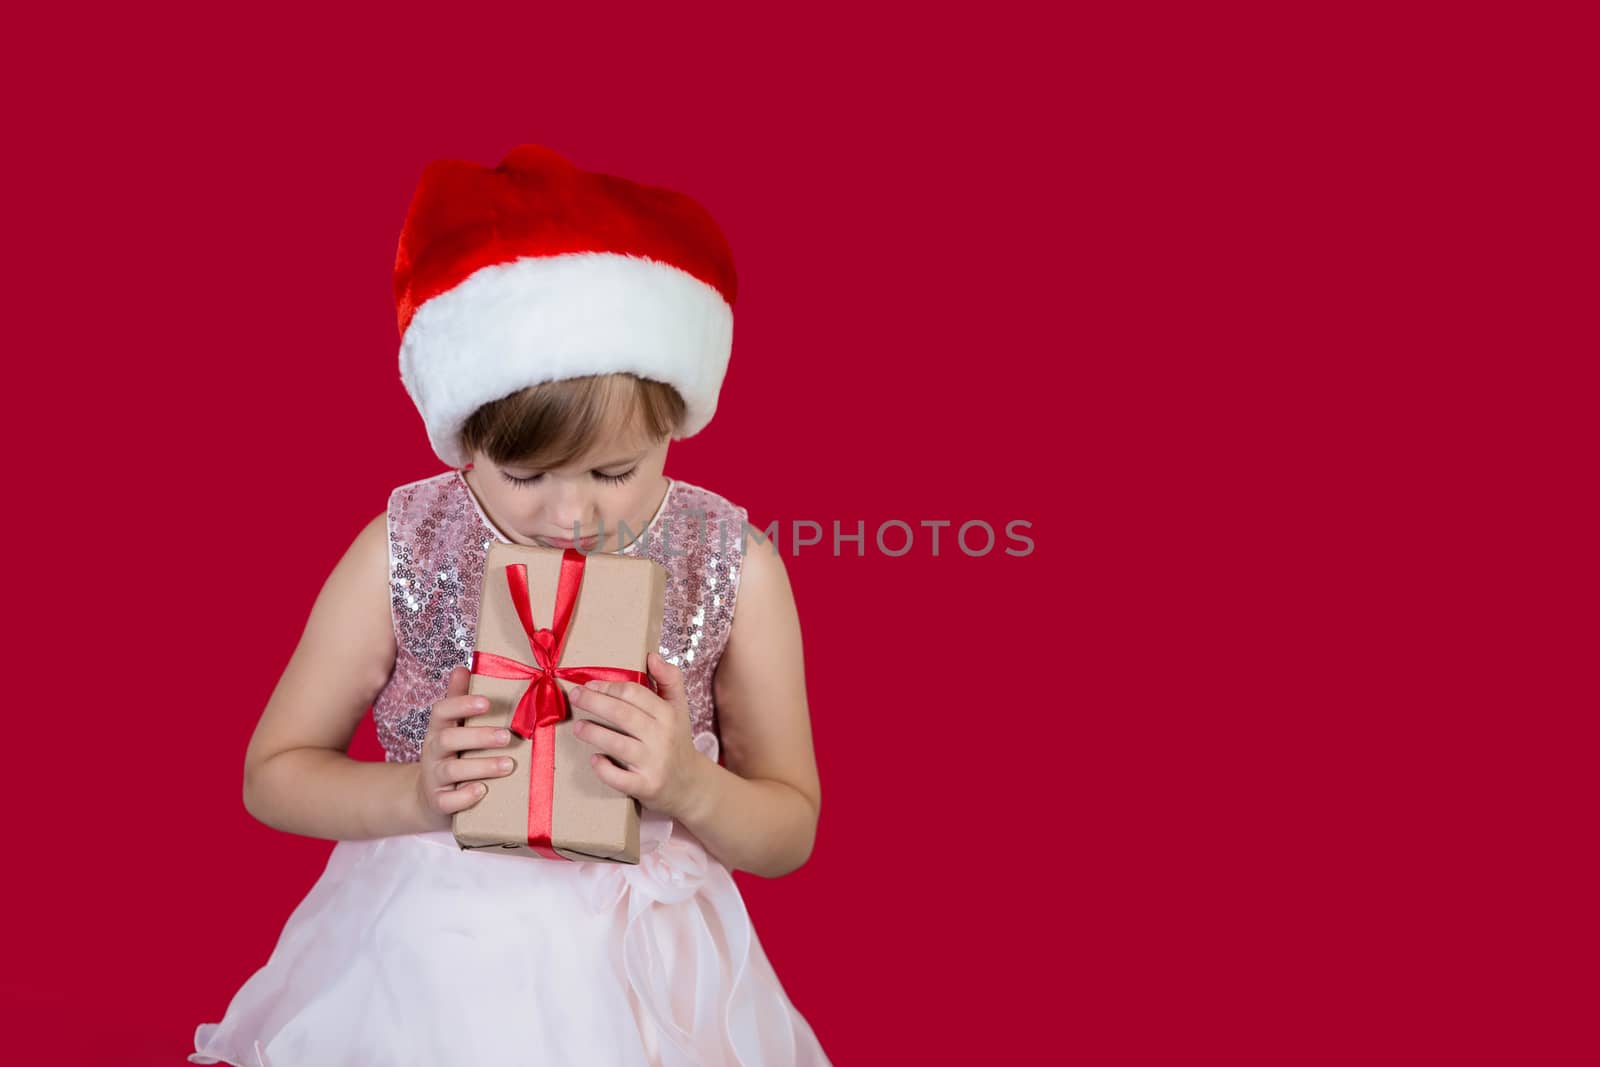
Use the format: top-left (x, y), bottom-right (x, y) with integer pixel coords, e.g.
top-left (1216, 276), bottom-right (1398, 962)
top-left (453, 542), bottom-right (668, 864)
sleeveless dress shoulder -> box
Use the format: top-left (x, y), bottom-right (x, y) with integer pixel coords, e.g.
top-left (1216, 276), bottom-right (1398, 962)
top-left (190, 470), bottom-right (831, 1067)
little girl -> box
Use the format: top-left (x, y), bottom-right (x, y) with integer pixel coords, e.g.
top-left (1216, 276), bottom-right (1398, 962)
top-left (190, 144), bottom-right (832, 1067)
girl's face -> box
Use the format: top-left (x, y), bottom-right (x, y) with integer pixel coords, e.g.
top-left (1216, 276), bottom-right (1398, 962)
top-left (462, 431), bottom-right (671, 555)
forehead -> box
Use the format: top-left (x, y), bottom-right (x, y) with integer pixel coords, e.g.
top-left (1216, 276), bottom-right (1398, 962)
top-left (493, 379), bottom-right (664, 471)
top-left (589, 392), bottom-right (662, 452)
top-left (504, 432), bottom-right (655, 471)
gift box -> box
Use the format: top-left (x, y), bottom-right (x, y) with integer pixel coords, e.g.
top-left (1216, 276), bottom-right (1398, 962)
top-left (452, 542), bottom-right (668, 863)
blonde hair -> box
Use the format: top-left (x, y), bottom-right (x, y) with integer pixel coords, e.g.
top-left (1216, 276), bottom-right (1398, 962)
top-left (458, 373), bottom-right (686, 470)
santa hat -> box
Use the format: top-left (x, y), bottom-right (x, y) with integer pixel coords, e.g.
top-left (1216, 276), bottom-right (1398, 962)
top-left (394, 144), bottom-right (738, 469)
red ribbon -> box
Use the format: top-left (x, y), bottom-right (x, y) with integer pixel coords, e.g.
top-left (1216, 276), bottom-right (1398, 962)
top-left (468, 548), bottom-right (652, 859)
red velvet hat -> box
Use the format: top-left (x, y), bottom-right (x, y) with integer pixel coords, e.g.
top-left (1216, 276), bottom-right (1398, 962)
top-left (394, 144), bottom-right (738, 468)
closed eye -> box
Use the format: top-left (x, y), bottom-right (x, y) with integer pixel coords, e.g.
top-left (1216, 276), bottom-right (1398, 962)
top-left (501, 468), bottom-right (638, 488)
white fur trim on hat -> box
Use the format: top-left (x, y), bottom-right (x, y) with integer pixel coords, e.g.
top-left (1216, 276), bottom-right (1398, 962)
top-left (399, 250), bottom-right (733, 469)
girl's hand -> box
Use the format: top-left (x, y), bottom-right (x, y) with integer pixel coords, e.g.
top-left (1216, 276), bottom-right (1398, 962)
top-left (414, 666), bottom-right (519, 831)
top-left (570, 652), bottom-right (708, 821)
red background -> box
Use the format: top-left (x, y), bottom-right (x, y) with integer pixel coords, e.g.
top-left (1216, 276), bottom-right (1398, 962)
top-left (5, 3), bottom-right (1590, 1064)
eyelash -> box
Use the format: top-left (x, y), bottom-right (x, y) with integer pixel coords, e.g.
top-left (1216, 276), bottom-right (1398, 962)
top-left (500, 468), bottom-right (638, 488)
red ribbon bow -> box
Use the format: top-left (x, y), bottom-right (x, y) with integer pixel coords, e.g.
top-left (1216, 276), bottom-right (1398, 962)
top-left (469, 547), bottom-right (652, 859)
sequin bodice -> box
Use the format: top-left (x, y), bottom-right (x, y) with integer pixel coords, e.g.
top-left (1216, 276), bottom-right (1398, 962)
top-left (373, 470), bottom-right (747, 765)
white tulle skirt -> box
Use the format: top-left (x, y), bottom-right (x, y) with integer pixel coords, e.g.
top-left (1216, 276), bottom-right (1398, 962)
top-left (190, 809), bottom-right (830, 1067)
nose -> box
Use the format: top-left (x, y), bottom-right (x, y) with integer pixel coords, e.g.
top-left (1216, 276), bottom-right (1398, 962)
top-left (546, 481), bottom-right (591, 534)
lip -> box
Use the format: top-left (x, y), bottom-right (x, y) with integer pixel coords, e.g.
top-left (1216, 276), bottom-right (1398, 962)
top-left (540, 534), bottom-right (601, 549)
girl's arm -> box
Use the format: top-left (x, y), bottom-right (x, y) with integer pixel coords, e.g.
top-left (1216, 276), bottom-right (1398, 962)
top-left (241, 513), bottom-right (434, 840)
top-left (676, 535), bottom-right (823, 878)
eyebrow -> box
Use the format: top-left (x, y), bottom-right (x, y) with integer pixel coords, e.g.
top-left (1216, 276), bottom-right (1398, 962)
top-left (507, 451), bottom-right (644, 472)
top-left (591, 454), bottom-right (644, 469)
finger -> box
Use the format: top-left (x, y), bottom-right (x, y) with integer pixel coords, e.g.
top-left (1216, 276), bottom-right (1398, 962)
top-left (436, 694), bottom-right (492, 725)
top-left (429, 667), bottom-right (473, 725)
top-left (430, 780), bottom-right (490, 815)
top-left (440, 753), bottom-right (517, 785)
top-left (428, 676), bottom-right (485, 727)
top-left (587, 750), bottom-right (639, 796)
top-left (437, 724), bottom-right (514, 755)
top-left (571, 718), bottom-right (645, 767)
top-left (571, 682), bottom-right (651, 732)
top-left (646, 651), bottom-right (685, 703)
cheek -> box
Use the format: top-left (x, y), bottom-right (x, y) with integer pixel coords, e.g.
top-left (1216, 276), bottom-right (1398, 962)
top-left (600, 490), bottom-right (642, 525)
top-left (499, 488), bottom-right (548, 520)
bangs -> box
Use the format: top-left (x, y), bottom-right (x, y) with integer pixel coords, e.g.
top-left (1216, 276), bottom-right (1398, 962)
top-left (458, 373), bottom-right (685, 471)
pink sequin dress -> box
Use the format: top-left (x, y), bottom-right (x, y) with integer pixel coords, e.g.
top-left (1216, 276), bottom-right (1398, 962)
top-left (191, 469), bottom-right (831, 1067)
